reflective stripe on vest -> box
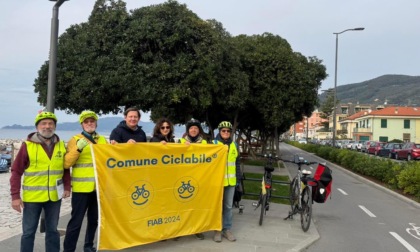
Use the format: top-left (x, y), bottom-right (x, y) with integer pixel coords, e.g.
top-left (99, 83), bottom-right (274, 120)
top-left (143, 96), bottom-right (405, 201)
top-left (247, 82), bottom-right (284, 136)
top-left (213, 140), bottom-right (238, 186)
top-left (22, 140), bottom-right (66, 202)
top-left (71, 135), bottom-right (107, 192)
top-left (180, 138), bottom-right (207, 144)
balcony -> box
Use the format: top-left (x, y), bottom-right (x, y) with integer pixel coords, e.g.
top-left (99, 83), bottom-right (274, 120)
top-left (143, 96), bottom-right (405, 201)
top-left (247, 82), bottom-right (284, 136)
top-left (337, 129), bottom-right (348, 135)
top-left (353, 128), bottom-right (372, 133)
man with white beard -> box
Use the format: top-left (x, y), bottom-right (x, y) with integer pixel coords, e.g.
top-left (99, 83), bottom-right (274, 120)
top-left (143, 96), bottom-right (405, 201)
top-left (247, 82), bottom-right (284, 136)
top-left (10, 111), bottom-right (71, 252)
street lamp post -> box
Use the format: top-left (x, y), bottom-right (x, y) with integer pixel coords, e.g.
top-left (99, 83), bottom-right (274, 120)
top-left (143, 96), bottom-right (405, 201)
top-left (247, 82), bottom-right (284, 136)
top-left (40, 0), bottom-right (68, 234)
top-left (332, 27), bottom-right (364, 147)
top-left (46, 0), bottom-right (68, 113)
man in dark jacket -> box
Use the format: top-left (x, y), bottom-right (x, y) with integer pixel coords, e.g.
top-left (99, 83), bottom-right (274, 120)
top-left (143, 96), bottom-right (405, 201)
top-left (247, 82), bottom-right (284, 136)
top-left (109, 107), bottom-right (147, 144)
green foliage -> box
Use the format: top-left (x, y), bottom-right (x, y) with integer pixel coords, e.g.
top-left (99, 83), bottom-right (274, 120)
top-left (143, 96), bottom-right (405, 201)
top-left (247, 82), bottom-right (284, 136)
top-left (33, 0), bottom-right (327, 140)
top-left (242, 159), bottom-right (265, 166)
top-left (293, 144), bottom-right (420, 201)
top-left (388, 139), bottom-right (403, 143)
top-left (397, 163), bottom-right (420, 198)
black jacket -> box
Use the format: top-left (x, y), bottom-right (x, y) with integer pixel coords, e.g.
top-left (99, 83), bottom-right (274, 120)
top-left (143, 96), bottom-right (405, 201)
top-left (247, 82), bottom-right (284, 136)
top-left (150, 134), bottom-right (175, 143)
top-left (109, 121), bottom-right (147, 143)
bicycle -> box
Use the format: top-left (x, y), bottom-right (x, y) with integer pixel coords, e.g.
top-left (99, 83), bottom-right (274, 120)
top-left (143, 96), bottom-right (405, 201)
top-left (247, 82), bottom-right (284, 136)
top-left (252, 153), bottom-right (278, 226)
top-left (406, 223), bottom-right (420, 240)
top-left (283, 155), bottom-right (317, 232)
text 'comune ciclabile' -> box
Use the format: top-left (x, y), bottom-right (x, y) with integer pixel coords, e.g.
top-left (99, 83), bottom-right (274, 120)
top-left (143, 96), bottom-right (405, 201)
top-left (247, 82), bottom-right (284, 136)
top-left (106, 153), bottom-right (214, 169)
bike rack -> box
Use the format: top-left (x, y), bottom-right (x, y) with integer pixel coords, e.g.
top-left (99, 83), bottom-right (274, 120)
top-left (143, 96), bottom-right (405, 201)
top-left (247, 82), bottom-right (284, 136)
top-left (238, 156), bottom-right (291, 200)
top-left (241, 177), bottom-right (290, 200)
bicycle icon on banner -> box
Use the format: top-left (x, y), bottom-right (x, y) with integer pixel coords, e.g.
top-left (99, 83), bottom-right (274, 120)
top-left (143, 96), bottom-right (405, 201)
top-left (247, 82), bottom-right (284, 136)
top-left (131, 184), bottom-right (150, 205)
top-left (178, 180), bottom-right (195, 199)
top-left (407, 223), bottom-right (420, 240)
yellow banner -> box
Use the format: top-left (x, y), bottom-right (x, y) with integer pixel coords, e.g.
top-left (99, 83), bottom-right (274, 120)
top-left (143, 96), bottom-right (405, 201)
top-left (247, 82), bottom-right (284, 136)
top-left (91, 143), bottom-right (227, 250)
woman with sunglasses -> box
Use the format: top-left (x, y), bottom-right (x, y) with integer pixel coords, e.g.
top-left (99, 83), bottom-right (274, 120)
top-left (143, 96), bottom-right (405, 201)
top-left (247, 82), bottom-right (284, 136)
top-left (150, 118), bottom-right (175, 143)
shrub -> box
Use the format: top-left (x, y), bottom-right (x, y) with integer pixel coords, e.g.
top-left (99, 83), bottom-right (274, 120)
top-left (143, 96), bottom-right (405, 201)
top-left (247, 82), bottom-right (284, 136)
top-left (397, 163), bottom-right (420, 199)
top-left (290, 142), bottom-right (420, 201)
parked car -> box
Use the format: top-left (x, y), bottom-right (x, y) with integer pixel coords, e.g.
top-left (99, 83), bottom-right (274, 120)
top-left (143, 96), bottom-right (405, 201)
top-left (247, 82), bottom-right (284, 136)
top-left (395, 142), bottom-right (420, 161)
top-left (0, 158), bottom-right (9, 173)
top-left (360, 141), bottom-right (370, 153)
top-left (339, 140), bottom-right (350, 149)
top-left (334, 140), bottom-right (343, 148)
top-left (367, 141), bottom-right (386, 155)
top-left (298, 139), bottom-right (307, 144)
top-left (350, 140), bottom-right (366, 151)
top-left (0, 153), bottom-right (11, 167)
top-left (344, 140), bottom-right (355, 149)
top-left (378, 143), bottom-right (402, 159)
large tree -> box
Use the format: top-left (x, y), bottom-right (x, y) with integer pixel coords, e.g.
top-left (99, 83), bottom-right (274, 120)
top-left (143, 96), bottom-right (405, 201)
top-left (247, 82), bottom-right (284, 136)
top-left (34, 0), bottom-right (132, 114)
top-left (33, 0), bottom-right (327, 148)
top-left (231, 33), bottom-right (326, 153)
top-left (319, 89), bottom-right (337, 129)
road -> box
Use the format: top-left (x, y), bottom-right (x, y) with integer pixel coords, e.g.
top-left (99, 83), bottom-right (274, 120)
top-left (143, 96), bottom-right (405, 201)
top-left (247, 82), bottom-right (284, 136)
top-left (279, 143), bottom-right (420, 252)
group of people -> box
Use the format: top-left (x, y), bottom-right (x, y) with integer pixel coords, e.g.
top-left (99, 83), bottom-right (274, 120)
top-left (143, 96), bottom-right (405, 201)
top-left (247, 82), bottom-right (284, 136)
top-left (10, 107), bottom-right (241, 252)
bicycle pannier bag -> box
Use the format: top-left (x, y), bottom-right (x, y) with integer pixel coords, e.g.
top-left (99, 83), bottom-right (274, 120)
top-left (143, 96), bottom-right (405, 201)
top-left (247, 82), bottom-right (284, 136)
top-left (313, 180), bottom-right (327, 203)
top-left (312, 163), bottom-right (332, 203)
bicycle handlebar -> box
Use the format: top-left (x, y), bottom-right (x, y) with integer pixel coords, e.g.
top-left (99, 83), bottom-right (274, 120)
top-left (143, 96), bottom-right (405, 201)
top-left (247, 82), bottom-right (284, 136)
top-left (279, 155), bottom-right (316, 166)
top-left (256, 153), bottom-right (281, 160)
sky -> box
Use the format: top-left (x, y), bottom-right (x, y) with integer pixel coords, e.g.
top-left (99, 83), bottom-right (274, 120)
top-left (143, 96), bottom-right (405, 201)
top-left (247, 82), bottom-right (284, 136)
top-left (1, 0), bottom-right (419, 128)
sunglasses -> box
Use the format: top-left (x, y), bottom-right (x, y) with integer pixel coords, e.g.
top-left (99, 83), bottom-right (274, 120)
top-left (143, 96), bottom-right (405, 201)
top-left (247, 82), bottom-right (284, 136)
top-left (160, 126), bottom-right (170, 130)
top-left (221, 129), bottom-right (231, 133)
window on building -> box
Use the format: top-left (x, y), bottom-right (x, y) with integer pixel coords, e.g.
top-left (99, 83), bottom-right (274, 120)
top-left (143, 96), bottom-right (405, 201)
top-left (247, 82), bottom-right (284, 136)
top-left (341, 107), bottom-right (348, 114)
top-left (403, 133), bottom-right (410, 142)
top-left (367, 119), bottom-right (370, 128)
top-left (379, 136), bottom-right (388, 142)
top-left (404, 119), bottom-right (410, 129)
top-left (381, 119), bottom-right (387, 128)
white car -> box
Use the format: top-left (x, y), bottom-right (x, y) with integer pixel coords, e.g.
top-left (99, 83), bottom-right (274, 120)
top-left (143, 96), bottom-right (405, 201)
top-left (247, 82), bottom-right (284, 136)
top-left (351, 141), bottom-right (365, 151)
top-left (345, 140), bottom-right (355, 149)
top-left (298, 139), bottom-right (307, 144)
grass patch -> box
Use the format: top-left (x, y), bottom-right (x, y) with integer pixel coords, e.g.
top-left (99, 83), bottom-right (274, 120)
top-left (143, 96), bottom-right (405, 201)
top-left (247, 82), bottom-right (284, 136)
top-left (242, 159), bottom-right (265, 166)
top-left (241, 172), bottom-right (290, 204)
top-left (242, 159), bottom-right (286, 168)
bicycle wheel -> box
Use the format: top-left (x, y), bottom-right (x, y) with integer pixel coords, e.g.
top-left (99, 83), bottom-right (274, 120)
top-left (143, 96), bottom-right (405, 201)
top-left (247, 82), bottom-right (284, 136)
top-left (289, 177), bottom-right (299, 214)
top-left (259, 192), bottom-right (267, 226)
top-left (300, 186), bottom-right (312, 232)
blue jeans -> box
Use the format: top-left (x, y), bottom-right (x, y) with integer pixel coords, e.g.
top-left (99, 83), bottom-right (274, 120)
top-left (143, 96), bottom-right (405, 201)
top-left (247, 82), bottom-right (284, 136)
top-left (222, 186), bottom-right (235, 230)
top-left (21, 200), bottom-right (62, 252)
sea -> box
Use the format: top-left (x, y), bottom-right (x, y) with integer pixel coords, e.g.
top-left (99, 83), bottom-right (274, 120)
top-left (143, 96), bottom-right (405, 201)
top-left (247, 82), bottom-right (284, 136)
top-left (0, 128), bottom-right (183, 141)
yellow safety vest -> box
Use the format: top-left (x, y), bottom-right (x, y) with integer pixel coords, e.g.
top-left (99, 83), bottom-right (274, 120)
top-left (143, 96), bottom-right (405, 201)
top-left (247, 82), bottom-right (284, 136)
top-left (213, 140), bottom-right (238, 186)
top-left (179, 138), bottom-right (207, 144)
top-left (22, 140), bottom-right (66, 202)
top-left (71, 135), bottom-right (107, 192)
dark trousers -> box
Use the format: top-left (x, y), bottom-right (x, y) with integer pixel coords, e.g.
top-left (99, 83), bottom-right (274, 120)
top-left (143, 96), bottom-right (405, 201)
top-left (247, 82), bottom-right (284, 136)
top-left (63, 192), bottom-right (98, 252)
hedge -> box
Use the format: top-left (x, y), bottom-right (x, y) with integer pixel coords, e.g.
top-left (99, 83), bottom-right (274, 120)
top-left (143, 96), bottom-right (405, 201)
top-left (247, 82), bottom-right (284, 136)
top-left (288, 141), bottom-right (420, 201)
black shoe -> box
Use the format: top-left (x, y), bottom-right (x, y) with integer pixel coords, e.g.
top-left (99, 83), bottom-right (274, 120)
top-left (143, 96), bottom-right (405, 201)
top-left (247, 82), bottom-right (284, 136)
top-left (84, 247), bottom-right (96, 252)
top-left (195, 233), bottom-right (205, 240)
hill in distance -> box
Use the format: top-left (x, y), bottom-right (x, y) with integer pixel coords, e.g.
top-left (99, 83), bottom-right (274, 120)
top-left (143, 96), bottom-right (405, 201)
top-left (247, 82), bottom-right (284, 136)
top-left (1, 117), bottom-right (185, 136)
top-left (319, 74), bottom-right (420, 106)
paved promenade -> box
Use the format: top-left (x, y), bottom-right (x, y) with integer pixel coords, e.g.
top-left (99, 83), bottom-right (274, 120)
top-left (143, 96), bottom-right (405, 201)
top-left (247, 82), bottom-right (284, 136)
top-left (0, 165), bottom-right (319, 251)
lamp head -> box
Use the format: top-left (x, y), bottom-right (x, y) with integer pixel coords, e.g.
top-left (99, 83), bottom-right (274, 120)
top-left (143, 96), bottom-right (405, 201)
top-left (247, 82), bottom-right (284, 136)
top-left (353, 27), bottom-right (365, 31)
